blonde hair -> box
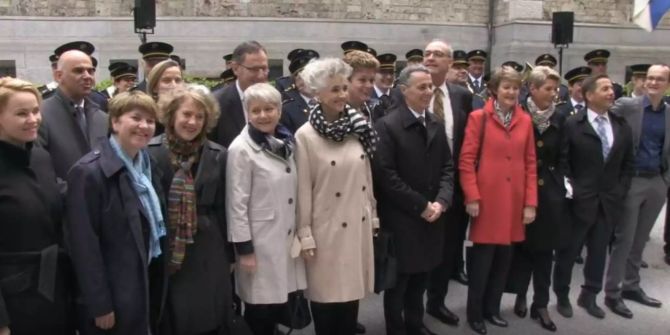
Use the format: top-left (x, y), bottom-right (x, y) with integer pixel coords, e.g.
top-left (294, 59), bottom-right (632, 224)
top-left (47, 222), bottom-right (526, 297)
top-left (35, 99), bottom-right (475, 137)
top-left (158, 87), bottom-right (221, 138)
top-left (488, 66), bottom-right (523, 98)
top-left (343, 50), bottom-right (380, 72)
top-left (146, 59), bottom-right (182, 99)
top-left (108, 91), bottom-right (159, 133)
top-left (0, 77), bottom-right (42, 112)
top-left (527, 66), bottom-right (560, 89)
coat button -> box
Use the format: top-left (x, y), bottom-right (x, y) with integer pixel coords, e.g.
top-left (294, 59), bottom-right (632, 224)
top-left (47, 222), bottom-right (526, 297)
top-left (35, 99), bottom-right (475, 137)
top-left (362, 216), bottom-right (366, 221)
top-left (342, 222), bottom-right (348, 228)
top-left (288, 198), bottom-right (293, 204)
top-left (538, 179), bottom-right (545, 186)
top-left (360, 154), bottom-right (365, 160)
top-left (336, 192), bottom-right (341, 197)
top-left (362, 186), bottom-right (366, 191)
top-left (507, 177), bottom-right (511, 182)
top-left (507, 156), bottom-right (511, 160)
top-left (286, 167), bottom-right (291, 173)
top-left (288, 229), bottom-right (292, 235)
top-left (537, 159), bottom-right (543, 167)
top-left (537, 140), bottom-right (544, 148)
top-left (331, 160), bottom-right (336, 166)
top-left (549, 166), bottom-right (555, 171)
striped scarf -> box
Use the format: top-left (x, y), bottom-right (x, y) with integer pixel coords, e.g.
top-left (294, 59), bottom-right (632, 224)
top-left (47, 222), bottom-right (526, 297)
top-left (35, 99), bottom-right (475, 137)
top-left (164, 134), bottom-right (203, 273)
top-left (309, 103), bottom-right (379, 158)
top-left (494, 100), bottom-right (514, 128)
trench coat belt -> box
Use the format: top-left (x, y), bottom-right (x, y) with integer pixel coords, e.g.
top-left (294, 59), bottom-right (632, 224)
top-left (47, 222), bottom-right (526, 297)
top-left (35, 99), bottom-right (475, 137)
top-left (0, 244), bottom-right (61, 302)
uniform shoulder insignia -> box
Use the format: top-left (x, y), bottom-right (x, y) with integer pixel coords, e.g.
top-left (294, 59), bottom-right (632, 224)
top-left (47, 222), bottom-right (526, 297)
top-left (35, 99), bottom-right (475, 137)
top-left (555, 100), bottom-right (567, 106)
top-left (282, 97), bottom-right (296, 105)
top-left (283, 84), bottom-right (296, 93)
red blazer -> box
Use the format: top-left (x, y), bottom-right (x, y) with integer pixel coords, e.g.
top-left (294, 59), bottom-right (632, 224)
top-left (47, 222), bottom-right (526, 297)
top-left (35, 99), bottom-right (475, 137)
top-left (459, 99), bottom-right (538, 244)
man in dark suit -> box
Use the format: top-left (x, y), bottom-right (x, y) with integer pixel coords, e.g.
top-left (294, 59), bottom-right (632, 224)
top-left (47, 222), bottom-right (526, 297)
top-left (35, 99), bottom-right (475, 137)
top-left (604, 64), bottom-right (670, 318)
top-left (374, 65), bottom-right (454, 335)
top-left (555, 74), bottom-right (634, 319)
top-left (421, 40), bottom-right (473, 327)
top-left (38, 50), bottom-right (109, 181)
top-left (210, 41), bottom-right (269, 148)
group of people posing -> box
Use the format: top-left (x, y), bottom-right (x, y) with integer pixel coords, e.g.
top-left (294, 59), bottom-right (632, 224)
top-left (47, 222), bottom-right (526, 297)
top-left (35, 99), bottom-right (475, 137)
top-left (0, 37), bottom-right (668, 335)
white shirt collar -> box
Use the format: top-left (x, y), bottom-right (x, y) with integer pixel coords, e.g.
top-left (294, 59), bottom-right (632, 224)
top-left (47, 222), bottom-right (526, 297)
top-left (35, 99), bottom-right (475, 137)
top-left (436, 81), bottom-right (448, 95)
top-left (571, 98), bottom-right (584, 108)
top-left (374, 85), bottom-right (389, 97)
top-left (587, 108), bottom-right (609, 123)
top-left (300, 93), bottom-right (312, 105)
top-left (235, 80), bottom-right (245, 102)
top-left (409, 107), bottom-right (426, 120)
top-left (469, 74), bottom-right (482, 83)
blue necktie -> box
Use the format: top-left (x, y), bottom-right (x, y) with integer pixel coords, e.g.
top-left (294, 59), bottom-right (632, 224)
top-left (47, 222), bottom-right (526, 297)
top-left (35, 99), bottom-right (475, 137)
top-left (595, 116), bottom-right (610, 160)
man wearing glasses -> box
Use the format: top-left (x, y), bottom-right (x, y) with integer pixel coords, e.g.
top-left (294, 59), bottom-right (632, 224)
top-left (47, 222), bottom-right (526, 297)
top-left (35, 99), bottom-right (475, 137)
top-left (211, 40), bottom-right (270, 147)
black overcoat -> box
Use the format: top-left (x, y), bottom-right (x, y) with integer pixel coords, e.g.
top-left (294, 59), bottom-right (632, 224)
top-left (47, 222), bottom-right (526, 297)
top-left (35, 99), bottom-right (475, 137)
top-left (65, 138), bottom-right (167, 335)
top-left (0, 142), bottom-right (74, 334)
top-left (147, 136), bottom-right (234, 335)
top-left (373, 104), bottom-right (454, 273)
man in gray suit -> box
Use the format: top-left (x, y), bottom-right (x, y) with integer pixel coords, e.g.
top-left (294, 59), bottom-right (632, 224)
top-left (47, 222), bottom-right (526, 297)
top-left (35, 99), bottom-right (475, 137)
top-left (605, 64), bottom-right (670, 318)
top-left (38, 50), bottom-right (108, 180)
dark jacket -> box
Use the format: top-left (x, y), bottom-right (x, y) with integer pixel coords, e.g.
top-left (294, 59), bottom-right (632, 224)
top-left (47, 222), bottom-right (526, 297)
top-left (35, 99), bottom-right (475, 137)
top-left (38, 89), bottom-right (108, 180)
top-left (147, 135), bottom-right (233, 335)
top-left (0, 141), bottom-right (74, 334)
top-left (560, 110), bottom-right (634, 227)
top-left (211, 83), bottom-right (246, 148)
top-left (280, 89), bottom-right (310, 134)
top-left (65, 138), bottom-right (167, 335)
top-left (373, 104), bottom-right (455, 273)
top-left (521, 103), bottom-right (570, 250)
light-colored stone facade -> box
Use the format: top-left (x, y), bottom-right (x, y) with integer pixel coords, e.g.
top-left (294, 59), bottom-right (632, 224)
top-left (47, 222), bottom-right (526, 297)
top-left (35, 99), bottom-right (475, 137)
top-left (0, 0), bottom-right (669, 84)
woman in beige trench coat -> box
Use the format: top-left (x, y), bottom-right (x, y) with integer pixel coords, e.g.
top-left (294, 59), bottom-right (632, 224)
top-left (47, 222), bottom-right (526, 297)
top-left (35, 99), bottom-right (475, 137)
top-left (226, 83), bottom-right (306, 335)
top-left (295, 58), bottom-right (379, 335)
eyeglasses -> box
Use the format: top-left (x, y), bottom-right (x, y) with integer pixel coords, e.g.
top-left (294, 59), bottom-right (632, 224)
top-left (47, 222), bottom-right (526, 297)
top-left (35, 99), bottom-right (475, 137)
top-left (239, 63), bottom-right (270, 73)
top-left (424, 50), bottom-right (450, 58)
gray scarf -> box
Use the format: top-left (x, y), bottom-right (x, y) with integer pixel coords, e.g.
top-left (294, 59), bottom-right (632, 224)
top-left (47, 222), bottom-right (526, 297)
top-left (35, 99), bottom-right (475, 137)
top-left (526, 97), bottom-right (555, 134)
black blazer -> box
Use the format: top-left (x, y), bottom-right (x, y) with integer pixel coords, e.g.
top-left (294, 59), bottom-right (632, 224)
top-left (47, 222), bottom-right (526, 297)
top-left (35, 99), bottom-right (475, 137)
top-left (520, 103), bottom-right (569, 250)
top-left (211, 83), bottom-right (246, 148)
top-left (444, 83), bottom-right (473, 205)
top-left (280, 89), bottom-right (310, 134)
top-left (65, 139), bottom-right (168, 335)
top-left (147, 136), bottom-right (233, 335)
top-left (373, 104), bottom-right (455, 273)
top-left (560, 110), bottom-right (634, 227)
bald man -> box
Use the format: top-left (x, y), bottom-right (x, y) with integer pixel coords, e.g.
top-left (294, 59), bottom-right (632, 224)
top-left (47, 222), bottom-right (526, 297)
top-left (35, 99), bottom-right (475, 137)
top-left (38, 50), bottom-right (109, 180)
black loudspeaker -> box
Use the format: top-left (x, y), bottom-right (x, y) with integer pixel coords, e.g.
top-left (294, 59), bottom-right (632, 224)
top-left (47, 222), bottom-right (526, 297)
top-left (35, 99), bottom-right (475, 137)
top-left (551, 12), bottom-right (574, 45)
top-left (134, 0), bottom-right (156, 31)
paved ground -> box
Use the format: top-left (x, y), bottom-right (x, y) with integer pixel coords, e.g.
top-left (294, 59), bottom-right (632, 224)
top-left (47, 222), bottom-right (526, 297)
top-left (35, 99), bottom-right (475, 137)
top-left (283, 206), bottom-right (670, 335)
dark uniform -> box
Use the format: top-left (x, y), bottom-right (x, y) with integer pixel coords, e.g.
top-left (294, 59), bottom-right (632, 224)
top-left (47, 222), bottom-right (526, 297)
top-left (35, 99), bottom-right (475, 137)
top-left (584, 49), bottom-right (624, 99)
top-left (405, 49), bottom-right (424, 66)
top-left (276, 49), bottom-right (319, 100)
top-left (626, 64), bottom-right (651, 97)
top-left (101, 62), bottom-right (138, 100)
top-left (279, 51), bottom-right (320, 133)
top-left (211, 68), bottom-right (237, 93)
top-left (274, 48), bottom-right (304, 94)
top-left (341, 40), bottom-right (369, 55)
top-left (466, 50), bottom-right (488, 95)
top-left (555, 66), bottom-right (591, 118)
top-left (369, 53), bottom-right (397, 110)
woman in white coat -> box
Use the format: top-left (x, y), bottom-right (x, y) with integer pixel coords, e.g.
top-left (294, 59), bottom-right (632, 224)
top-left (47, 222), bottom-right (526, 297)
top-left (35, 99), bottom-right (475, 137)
top-left (226, 83), bottom-right (306, 335)
top-left (295, 58), bottom-right (379, 335)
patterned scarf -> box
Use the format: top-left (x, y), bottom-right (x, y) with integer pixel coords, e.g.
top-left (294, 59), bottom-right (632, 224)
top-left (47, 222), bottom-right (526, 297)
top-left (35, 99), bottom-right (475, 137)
top-left (109, 136), bottom-right (166, 262)
top-left (164, 132), bottom-right (205, 273)
top-left (494, 100), bottom-right (514, 129)
top-left (526, 96), bottom-right (555, 134)
top-left (309, 103), bottom-right (379, 158)
top-left (248, 123), bottom-right (295, 161)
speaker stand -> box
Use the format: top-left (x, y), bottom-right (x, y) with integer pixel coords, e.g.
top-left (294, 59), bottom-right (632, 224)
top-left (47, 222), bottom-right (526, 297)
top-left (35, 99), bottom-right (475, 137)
top-left (554, 43), bottom-right (569, 77)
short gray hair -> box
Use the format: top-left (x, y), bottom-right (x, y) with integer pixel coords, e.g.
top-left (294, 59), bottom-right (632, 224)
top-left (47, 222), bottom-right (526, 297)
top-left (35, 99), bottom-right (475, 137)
top-left (426, 39), bottom-right (454, 58)
top-left (243, 82), bottom-right (282, 112)
top-left (396, 65), bottom-right (431, 87)
top-left (299, 58), bottom-right (352, 95)
top-left (527, 66), bottom-right (560, 89)
top-left (232, 41), bottom-right (267, 64)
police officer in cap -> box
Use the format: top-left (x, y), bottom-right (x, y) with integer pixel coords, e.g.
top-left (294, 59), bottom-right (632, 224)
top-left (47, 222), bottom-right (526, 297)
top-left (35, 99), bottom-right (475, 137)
top-left (467, 50), bottom-right (487, 94)
top-left (223, 53), bottom-right (233, 69)
top-left (627, 64), bottom-right (651, 98)
top-left (211, 68), bottom-right (237, 92)
top-left (584, 49), bottom-right (624, 99)
top-left (101, 62), bottom-right (137, 100)
top-left (279, 51), bottom-right (320, 134)
top-left (134, 41), bottom-right (174, 92)
top-left (555, 66), bottom-right (591, 117)
top-left (405, 49), bottom-right (424, 66)
top-left (341, 40), bottom-right (369, 55)
top-left (275, 48), bottom-right (304, 94)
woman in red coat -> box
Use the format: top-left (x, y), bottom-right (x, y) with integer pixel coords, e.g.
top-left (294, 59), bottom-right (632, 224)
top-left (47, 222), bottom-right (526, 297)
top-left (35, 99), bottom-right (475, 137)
top-left (459, 66), bottom-right (538, 335)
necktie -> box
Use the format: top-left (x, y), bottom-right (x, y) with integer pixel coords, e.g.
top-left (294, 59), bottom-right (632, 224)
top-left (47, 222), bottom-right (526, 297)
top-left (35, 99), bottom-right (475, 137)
top-left (575, 104), bottom-right (584, 113)
top-left (417, 115), bottom-right (425, 126)
top-left (474, 79), bottom-right (480, 91)
top-left (74, 105), bottom-right (88, 140)
top-left (433, 87), bottom-right (444, 122)
top-left (595, 116), bottom-right (610, 160)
